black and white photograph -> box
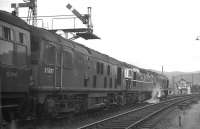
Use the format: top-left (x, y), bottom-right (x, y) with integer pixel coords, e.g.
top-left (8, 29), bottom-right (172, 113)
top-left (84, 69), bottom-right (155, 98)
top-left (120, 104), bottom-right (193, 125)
top-left (1, 0), bottom-right (200, 129)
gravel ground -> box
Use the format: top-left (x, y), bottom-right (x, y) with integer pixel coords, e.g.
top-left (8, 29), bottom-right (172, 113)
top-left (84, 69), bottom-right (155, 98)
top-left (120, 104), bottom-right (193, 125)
top-left (153, 100), bottom-right (200, 129)
top-left (9, 103), bottom-right (147, 129)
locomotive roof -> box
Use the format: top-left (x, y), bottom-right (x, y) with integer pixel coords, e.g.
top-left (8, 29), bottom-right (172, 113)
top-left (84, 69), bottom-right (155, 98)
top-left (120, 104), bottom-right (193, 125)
top-left (143, 68), bottom-right (169, 79)
top-left (30, 26), bottom-right (65, 43)
top-left (122, 62), bottom-right (140, 69)
top-left (29, 24), bottom-right (123, 64)
top-left (0, 10), bottom-right (30, 30)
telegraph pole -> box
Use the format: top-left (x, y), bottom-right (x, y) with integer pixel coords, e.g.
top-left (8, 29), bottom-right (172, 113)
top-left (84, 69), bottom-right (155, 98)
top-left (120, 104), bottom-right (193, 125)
top-left (192, 73), bottom-right (193, 86)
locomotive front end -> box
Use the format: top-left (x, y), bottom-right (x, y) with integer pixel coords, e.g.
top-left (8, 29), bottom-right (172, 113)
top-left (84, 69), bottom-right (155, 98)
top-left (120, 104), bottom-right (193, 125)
top-left (0, 10), bottom-right (31, 121)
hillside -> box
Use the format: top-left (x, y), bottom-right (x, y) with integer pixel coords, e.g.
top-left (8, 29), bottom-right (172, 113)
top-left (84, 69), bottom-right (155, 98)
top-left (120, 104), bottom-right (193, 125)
top-left (164, 71), bottom-right (200, 86)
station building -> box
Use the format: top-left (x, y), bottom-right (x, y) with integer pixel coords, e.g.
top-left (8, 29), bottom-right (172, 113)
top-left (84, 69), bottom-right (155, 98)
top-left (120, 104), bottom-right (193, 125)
top-left (176, 78), bottom-right (191, 94)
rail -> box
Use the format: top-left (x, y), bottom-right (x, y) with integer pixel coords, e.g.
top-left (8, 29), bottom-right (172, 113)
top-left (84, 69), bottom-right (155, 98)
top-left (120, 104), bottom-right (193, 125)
top-left (78, 94), bottom-right (198, 129)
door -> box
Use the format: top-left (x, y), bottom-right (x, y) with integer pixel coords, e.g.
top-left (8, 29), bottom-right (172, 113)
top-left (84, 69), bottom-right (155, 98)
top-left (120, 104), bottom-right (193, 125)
top-left (55, 49), bottom-right (62, 88)
top-left (40, 41), bottom-right (56, 87)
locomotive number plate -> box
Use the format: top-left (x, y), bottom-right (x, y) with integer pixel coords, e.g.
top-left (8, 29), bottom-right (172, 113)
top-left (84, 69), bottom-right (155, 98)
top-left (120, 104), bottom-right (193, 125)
top-left (44, 67), bottom-right (54, 74)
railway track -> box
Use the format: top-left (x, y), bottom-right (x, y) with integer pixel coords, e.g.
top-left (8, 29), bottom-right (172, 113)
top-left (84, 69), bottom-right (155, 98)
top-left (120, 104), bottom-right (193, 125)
top-left (2, 94), bottom-right (198, 129)
top-left (78, 94), bottom-right (199, 129)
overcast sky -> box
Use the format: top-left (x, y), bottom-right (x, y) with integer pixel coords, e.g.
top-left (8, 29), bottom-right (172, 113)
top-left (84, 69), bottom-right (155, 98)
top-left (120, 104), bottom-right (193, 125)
top-left (1, 0), bottom-right (200, 72)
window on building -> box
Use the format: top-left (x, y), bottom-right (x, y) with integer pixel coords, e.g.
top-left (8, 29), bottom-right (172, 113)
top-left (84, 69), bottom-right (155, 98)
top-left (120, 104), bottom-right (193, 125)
top-left (93, 75), bottom-right (97, 88)
top-left (104, 77), bottom-right (107, 88)
top-left (19, 32), bottom-right (24, 44)
top-left (107, 65), bottom-right (110, 75)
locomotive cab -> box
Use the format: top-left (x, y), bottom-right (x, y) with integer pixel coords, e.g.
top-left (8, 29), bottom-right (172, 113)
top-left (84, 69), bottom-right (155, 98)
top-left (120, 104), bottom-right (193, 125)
top-left (0, 10), bottom-right (31, 121)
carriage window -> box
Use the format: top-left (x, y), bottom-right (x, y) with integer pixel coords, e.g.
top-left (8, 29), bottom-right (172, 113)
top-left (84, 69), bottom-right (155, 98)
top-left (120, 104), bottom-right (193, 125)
top-left (3, 27), bottom-right (13, 41)
top-left (16, 44), bottom-right (27, 66)
top-left (63, 51), bottom-right (72, 68)
top-left (19, 32), bottom-right (24, 44)
top-left (43, 42), bottom-right (55, 64)
top-left (0, 42), bottom-right (14, 65)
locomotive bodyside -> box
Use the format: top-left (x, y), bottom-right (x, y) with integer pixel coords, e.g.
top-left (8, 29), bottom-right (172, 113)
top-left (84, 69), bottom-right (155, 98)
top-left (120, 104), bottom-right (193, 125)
top-left (29, 25), bottom-right (169, 115)
top-left (123, 65), bottom-right (169, 103)
top-left (29, 27), bottom-right (126, 115)
top-left (0, 10), bottom-right (31, 121)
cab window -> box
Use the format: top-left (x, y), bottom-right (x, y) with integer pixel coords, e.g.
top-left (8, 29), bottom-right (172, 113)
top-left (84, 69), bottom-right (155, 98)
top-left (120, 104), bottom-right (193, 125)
top-left (3, 26), bottom-right (13, 41)
top-left (43, 42), bottom-right (55, 64)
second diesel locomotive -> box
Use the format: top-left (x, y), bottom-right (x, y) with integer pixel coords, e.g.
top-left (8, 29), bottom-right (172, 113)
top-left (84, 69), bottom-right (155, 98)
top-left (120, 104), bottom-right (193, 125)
top-left (0, 10), bottom-right (169, 121)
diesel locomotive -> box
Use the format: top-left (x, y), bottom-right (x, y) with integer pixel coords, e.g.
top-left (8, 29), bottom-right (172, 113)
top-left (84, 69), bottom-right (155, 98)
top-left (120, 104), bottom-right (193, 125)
top-left (0, 10), bottom-right (169, 121)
